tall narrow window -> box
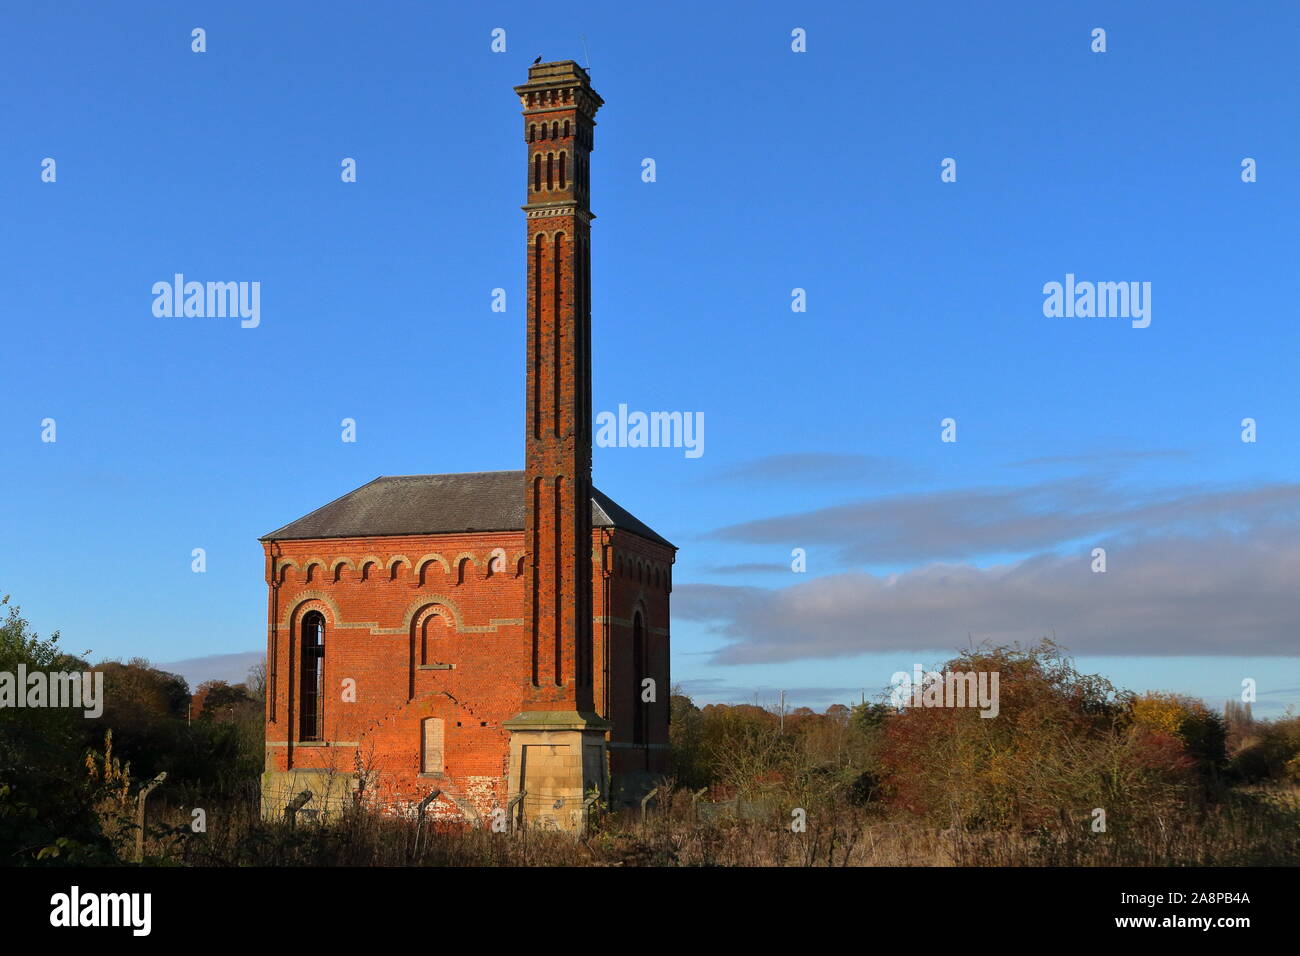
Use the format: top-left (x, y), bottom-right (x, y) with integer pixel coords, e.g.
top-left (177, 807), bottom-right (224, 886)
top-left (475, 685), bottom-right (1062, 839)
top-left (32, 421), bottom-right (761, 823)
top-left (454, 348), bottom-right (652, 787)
top-left (299, 611), bottom-right (325, 741)
top-left (632, 612), bottom-right (646, 745)
top-left (533, 153), bottom-right (541, 191)
top-left (546, 153), bottom-right (553, 190)
top-left (559, 152), bottom-right (567, 189)
top-left (422, 717), bottom-right (444, 774)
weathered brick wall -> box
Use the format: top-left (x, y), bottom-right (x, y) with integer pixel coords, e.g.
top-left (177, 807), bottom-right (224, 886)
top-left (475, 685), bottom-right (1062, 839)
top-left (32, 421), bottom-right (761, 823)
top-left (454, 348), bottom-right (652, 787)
top-left (262, 526), bottom-right (671, 820)
top-left (600, 530), bottom-right (674, 779)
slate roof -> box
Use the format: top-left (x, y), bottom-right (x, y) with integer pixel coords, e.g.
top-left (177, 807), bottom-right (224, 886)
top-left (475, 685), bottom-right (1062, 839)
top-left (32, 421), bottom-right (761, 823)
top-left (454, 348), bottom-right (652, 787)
top-left (260, 470), bottom-right (675, 548)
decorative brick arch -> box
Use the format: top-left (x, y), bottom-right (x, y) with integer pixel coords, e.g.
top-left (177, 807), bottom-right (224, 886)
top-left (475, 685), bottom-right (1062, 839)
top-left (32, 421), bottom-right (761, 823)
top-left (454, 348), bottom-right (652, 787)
top-left (357, 555), bottom-right (383, 581)
top-left (452, 553), bottom-right (479, 586)
top-left (412, 603), bottom-right (456, 669)
top-left (386, 554), bottom-right (412, 581)
top-left (276, 559), bottom-right (300, 584)
top-left (415, 554), bottom-right (451, 585)
top-left (412, 603), bottom-right (453, 630)
top-left (630, 596), bottom-right (649, 628)
top-left (280, 592), bottom-right (344, 630)
top-left (398, 593), bottom-right (466, 632)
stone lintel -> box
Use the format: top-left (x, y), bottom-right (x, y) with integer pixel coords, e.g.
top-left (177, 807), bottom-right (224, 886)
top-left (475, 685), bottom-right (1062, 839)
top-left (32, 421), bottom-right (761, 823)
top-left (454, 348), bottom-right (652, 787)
top-left (503, 709), bottom-right (610, 732)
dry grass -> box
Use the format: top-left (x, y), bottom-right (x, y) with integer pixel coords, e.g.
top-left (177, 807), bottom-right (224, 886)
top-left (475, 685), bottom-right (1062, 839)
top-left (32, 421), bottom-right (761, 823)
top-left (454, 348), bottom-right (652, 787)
top-left (121, 783), bottom-right (1300, 867)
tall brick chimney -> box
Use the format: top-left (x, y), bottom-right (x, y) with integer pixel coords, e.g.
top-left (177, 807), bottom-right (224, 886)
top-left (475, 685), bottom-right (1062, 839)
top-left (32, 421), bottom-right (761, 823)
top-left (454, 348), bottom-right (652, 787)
top-left (504, 60), bottom-right (609, 830)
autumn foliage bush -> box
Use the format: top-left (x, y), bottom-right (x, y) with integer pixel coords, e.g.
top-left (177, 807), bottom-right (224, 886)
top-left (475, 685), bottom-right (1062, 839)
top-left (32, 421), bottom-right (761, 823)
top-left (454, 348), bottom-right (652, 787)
top-left (873, 643), bottom-right (1219, 830)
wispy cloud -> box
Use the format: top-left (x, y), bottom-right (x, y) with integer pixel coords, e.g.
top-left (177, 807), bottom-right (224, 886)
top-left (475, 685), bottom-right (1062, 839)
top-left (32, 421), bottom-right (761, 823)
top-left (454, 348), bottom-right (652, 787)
top-left (1006, 449), bottom-right (1193, 468)
top-left (706, 477), bottom-right (1300, 564)
top-left (704, 562), bottom-right (790, 575)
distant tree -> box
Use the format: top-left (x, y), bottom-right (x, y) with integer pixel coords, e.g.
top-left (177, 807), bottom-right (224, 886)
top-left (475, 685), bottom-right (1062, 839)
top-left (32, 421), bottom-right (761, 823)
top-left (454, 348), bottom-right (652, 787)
top-left (1229, 712), bottom-right (1300, 782)
top-left (245, 661), bottom-right (266, 703)
top-left (850, 700), bottom-right (890, 736)
top-left (86, 659), bottom-right (190, 781)
top-left (193, 680), bottom-right (257, 722)
top-left (668, 691), bottom-right (707, 789)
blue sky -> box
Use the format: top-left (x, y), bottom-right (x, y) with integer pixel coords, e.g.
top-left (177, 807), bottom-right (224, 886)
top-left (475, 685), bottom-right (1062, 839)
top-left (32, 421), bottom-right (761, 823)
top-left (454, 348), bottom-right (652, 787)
top-left (2, 1), bottom-right (1298, 715)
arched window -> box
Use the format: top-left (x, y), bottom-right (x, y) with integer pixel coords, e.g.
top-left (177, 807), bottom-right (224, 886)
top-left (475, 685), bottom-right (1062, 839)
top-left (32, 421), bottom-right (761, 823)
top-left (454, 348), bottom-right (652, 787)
top-left (632, 611), bottom-right (646, 746)
top-left (533, 153), bottom-right (541, 192)
top-left (559, 152), bottom-right (567, 189)
top-left (546, 153), bottom-right (553, 190)
top-left (422, 717), bottom-right (444, 774)
top-left (299, 611), bottom-right (325, 741)
top-left (528, 123), bottom-right (535, 143)
top-left (563, 119), bottom-right (570, 138)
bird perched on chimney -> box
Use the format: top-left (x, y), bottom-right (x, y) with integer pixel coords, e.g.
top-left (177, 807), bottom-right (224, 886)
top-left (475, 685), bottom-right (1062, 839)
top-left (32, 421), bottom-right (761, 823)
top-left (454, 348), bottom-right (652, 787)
top-left (533, 55), bottom-right (542, 64)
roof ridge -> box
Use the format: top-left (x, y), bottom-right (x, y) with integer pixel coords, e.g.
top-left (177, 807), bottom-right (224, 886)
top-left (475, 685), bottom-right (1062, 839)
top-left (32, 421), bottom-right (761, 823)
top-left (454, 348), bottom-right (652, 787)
top-left (377, 470), bottom-right (522, 479)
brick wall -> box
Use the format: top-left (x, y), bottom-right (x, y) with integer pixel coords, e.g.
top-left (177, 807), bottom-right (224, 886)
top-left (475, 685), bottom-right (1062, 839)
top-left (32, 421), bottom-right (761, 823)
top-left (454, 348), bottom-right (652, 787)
top-left (262, 526), bottom-right (672, 820)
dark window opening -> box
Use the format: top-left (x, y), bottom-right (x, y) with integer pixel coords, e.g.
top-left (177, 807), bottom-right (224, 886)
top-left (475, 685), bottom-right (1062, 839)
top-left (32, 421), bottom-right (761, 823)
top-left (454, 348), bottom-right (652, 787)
top-left (632, 612), bottom-right (647, 746)
top-left (299, 611), bottom-right (325, 741)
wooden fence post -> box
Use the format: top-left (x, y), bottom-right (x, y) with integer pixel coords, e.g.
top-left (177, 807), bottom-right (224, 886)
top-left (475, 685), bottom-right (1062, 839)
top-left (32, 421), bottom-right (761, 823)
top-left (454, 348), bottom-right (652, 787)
top-left (413, 789), bottom-right (441, 858)
top-left (134, 772), bottom-right (167, 863)
top-left (284, 790), bottom-right (313, 829)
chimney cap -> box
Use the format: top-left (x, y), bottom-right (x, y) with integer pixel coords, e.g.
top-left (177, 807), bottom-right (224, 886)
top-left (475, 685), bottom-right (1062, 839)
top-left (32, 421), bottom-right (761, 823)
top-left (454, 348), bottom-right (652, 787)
top-left (523, 59), bottom-right (591, 83)
top-left (514, 60), bottom-right (603, 113)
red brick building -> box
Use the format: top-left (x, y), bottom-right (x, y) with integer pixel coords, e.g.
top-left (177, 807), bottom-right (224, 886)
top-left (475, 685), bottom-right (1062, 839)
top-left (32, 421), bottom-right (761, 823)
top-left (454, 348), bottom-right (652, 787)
top-left (259, 62), bottom-right (673, 829)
